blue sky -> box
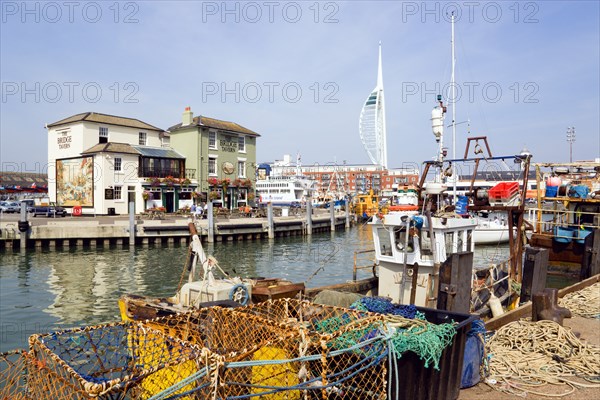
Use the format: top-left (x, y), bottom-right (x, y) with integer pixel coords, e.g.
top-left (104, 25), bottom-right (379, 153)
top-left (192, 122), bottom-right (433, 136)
top-left (1, 1), bottom-right (599, 173)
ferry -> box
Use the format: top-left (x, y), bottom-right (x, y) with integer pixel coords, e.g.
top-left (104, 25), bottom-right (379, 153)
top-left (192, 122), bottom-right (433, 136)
top-left (255, 174), bottom-right (316, 207)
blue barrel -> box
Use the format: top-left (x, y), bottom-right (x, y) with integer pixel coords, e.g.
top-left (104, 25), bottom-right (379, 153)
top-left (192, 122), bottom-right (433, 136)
top-left (455, 196), bottom-right (469, 215)
top-left (545, 185), bottom-right (558, 197)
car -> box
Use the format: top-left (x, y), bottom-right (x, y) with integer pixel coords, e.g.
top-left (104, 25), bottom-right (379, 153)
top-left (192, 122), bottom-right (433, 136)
top-left (29, 204), bottom-right (67, 217)
top-left (0, 201), bottom-right (20, 213)
top-left (0, 201), bottom-right (11, 213)
top-left (6, 202), bottom-right (21, 213)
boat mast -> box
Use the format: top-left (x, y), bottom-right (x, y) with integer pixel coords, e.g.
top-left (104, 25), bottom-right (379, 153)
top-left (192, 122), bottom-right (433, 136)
top-left (451, 12), bottom-right (457, 203)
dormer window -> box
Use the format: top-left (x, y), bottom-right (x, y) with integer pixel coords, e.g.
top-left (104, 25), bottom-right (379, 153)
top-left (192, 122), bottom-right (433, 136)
top-left (99, 127), bottom-right (108, 143)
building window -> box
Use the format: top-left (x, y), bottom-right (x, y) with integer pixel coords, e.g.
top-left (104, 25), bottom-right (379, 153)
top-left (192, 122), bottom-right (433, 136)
top-left (238, 161), bottom-right (246, 177)
top-left (238, 136), bottom-right (245, 152)
top-left (114, 186), bottom-right (122, 200)
top-left (161, 136), bottom-right (170, 147)
top-left (208, 157), bottom-right (216, 175)
top-left (99, 127), bottom-right (108, 143)
top-left (139, 132), bottom-right (147, 145)
top-left (114, 157), bottom-right (122, 172)
top-left (150, 188), bottom-right (162, 200)
top-left (209, 131), bottom-right (217, 149)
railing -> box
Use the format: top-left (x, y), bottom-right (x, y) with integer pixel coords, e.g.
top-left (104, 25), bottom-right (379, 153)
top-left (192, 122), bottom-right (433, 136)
top-left (139, 168), bottom-right (182, 178)
top-left (353, 248), bottom-right (377, 280)
top-left (526, 205), bottom-right (600, 237)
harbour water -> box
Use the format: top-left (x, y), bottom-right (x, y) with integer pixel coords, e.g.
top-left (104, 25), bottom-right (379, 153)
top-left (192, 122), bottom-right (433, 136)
top-left (0, 223), bottom-right (509, 352)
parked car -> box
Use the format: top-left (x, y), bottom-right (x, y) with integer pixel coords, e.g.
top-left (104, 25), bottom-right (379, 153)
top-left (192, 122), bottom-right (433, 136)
top-left (0, 201), bottom-right (11, 213)
top-left (6, 202), bottom-right (21, 213)
top-left (29, 203), bottom-right (67, 217)
top-left (0, 201), bottom-right (20, 213)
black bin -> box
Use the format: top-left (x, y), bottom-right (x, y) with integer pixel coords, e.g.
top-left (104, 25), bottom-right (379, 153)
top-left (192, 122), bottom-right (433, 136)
top-left (389, 306), bottom-right (478, 400)
top-left (107, 207), bottom-right (116, 215)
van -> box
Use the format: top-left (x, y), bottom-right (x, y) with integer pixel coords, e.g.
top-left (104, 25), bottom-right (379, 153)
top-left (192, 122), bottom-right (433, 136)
top-left (20, 199), bottom-right (35, 211)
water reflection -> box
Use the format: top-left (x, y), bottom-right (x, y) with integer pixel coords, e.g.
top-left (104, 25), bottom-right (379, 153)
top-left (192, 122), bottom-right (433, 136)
top-left (0, 224), bottom-right (507, 352)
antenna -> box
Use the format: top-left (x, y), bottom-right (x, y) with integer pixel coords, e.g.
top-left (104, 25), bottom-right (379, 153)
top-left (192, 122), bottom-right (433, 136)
top-left (450, 12), bottom-right (457, 203)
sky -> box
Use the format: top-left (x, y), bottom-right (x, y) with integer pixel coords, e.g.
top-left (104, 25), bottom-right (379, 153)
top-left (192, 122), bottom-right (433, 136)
top-left (1, 0), bottom-right (599, 174)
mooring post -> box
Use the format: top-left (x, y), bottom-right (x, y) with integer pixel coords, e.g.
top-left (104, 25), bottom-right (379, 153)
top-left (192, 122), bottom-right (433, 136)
top-left (207, 201), bottom-right (214, 243)
top-left (330, 200), bottom-right (335, 231)
top-left (18, 202), bottom-right (29, 250)
top-left (345, 197), bottom-right (350, 229)
top-left (267, 202), bottom-right (274, 239)
top-left (129, 201), bottom-right (135, 247)
top-left (306, 200), bottom-right (313, 235)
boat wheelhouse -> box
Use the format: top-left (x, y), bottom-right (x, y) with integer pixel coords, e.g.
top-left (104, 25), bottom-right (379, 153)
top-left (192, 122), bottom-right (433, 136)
top-left (372, 209), bottom-right (477, 306)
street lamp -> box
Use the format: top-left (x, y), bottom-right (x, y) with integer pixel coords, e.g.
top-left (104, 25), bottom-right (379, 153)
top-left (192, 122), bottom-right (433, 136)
top-left (566, 127), bottom-right (576, 163)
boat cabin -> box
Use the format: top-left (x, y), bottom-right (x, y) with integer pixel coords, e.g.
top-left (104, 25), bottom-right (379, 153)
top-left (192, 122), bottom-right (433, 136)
top-left (372, 211), bottom-right (477, 306)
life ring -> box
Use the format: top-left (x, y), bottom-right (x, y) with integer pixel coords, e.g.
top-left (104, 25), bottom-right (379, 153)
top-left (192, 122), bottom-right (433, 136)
top-left (229, 283), bottom-right (250, 305)
top-left (388, 205), bottom-right (418, 211)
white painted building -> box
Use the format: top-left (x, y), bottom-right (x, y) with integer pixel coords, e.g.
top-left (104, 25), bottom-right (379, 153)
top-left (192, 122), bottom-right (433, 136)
top-left (46, 112), bottom-right (194, 215)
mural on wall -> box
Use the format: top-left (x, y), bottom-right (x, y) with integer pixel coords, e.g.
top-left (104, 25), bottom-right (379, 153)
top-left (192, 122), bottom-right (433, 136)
top-left (56, 157), bottom-right (94, 206)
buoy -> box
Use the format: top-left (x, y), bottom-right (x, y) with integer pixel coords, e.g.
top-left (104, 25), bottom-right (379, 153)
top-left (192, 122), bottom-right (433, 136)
top-left (489, 293), bottom-right (504, 317)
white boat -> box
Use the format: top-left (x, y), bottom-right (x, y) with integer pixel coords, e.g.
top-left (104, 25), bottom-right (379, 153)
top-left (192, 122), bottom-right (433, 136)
top-left (472, 212), bottom-right (516, 244)
top-left (255, 174), bottom-right (315, 207)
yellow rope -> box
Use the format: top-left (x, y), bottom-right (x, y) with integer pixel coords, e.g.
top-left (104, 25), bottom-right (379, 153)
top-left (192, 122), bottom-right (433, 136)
top-left (558, 282), bottom-right (600, 318)
top-left (486, 320), bottom-right (600, 397)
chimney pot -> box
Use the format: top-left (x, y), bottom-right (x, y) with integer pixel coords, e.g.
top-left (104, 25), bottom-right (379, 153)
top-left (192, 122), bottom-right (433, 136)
top-left (182, 106), bottom-right (193, 126)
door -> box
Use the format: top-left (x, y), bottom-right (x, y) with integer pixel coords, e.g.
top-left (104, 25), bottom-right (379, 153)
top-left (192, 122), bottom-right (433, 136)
top-left (164, 192), bottom-right (174, 213)
top-left (128, 186), bottom-right (136, 213)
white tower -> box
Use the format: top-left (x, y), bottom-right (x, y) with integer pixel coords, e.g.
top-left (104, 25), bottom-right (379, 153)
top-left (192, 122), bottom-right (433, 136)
top-left (359, 42), bottom-right (388, 169)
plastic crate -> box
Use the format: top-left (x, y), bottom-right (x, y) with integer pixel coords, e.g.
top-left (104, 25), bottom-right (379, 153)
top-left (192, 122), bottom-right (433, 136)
top-left (489, 182), bottom-right (519, 202)
top-left (389, 306), bottom-right (478, 400)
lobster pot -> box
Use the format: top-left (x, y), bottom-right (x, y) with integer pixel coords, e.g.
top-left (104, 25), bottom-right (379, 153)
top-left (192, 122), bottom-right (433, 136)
top-left (1, 350), bottom-right (31, 399)
top-left (25, 321), bottom-right (202, 399)
top-left (232, 299), bottom-right (388, 399)
top-left (141, 301), bottom-right (388, 399)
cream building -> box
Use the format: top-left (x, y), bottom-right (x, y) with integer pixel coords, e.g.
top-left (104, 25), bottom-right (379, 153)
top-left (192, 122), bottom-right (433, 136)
top-left (46, 112), bottom-right (193, 215)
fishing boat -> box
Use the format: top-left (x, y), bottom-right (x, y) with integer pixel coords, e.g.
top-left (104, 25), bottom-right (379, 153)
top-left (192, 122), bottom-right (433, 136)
top-left (472, 212), bottom-right (515, 244)
top-left (350, 189), bottom-right (381, 221)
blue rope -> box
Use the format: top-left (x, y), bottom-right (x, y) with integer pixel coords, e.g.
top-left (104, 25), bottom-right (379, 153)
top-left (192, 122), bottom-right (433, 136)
top-left (350, 297), bottom-right (418, 318)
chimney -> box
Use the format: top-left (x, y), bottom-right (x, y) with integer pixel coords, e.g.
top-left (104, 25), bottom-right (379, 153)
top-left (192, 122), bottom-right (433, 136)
top-left (182, 106), bottom-right (193, 126)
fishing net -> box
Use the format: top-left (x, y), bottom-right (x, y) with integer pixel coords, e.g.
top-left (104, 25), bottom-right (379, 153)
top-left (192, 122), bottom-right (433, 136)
top-left (142, 303), bottom-right (389, 399)
top-left (2, 321), bottom-right (203, 399)
top-left (1, 349), bottom-right (30, 400)
top-left (2, 299), bottom-right (463, 399)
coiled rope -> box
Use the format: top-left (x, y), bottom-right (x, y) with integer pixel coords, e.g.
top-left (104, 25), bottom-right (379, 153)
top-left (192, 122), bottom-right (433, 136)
top-left (485, 319), bottom-right (600, 397)
top-left (558, 282), bottom-right (600, 319)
